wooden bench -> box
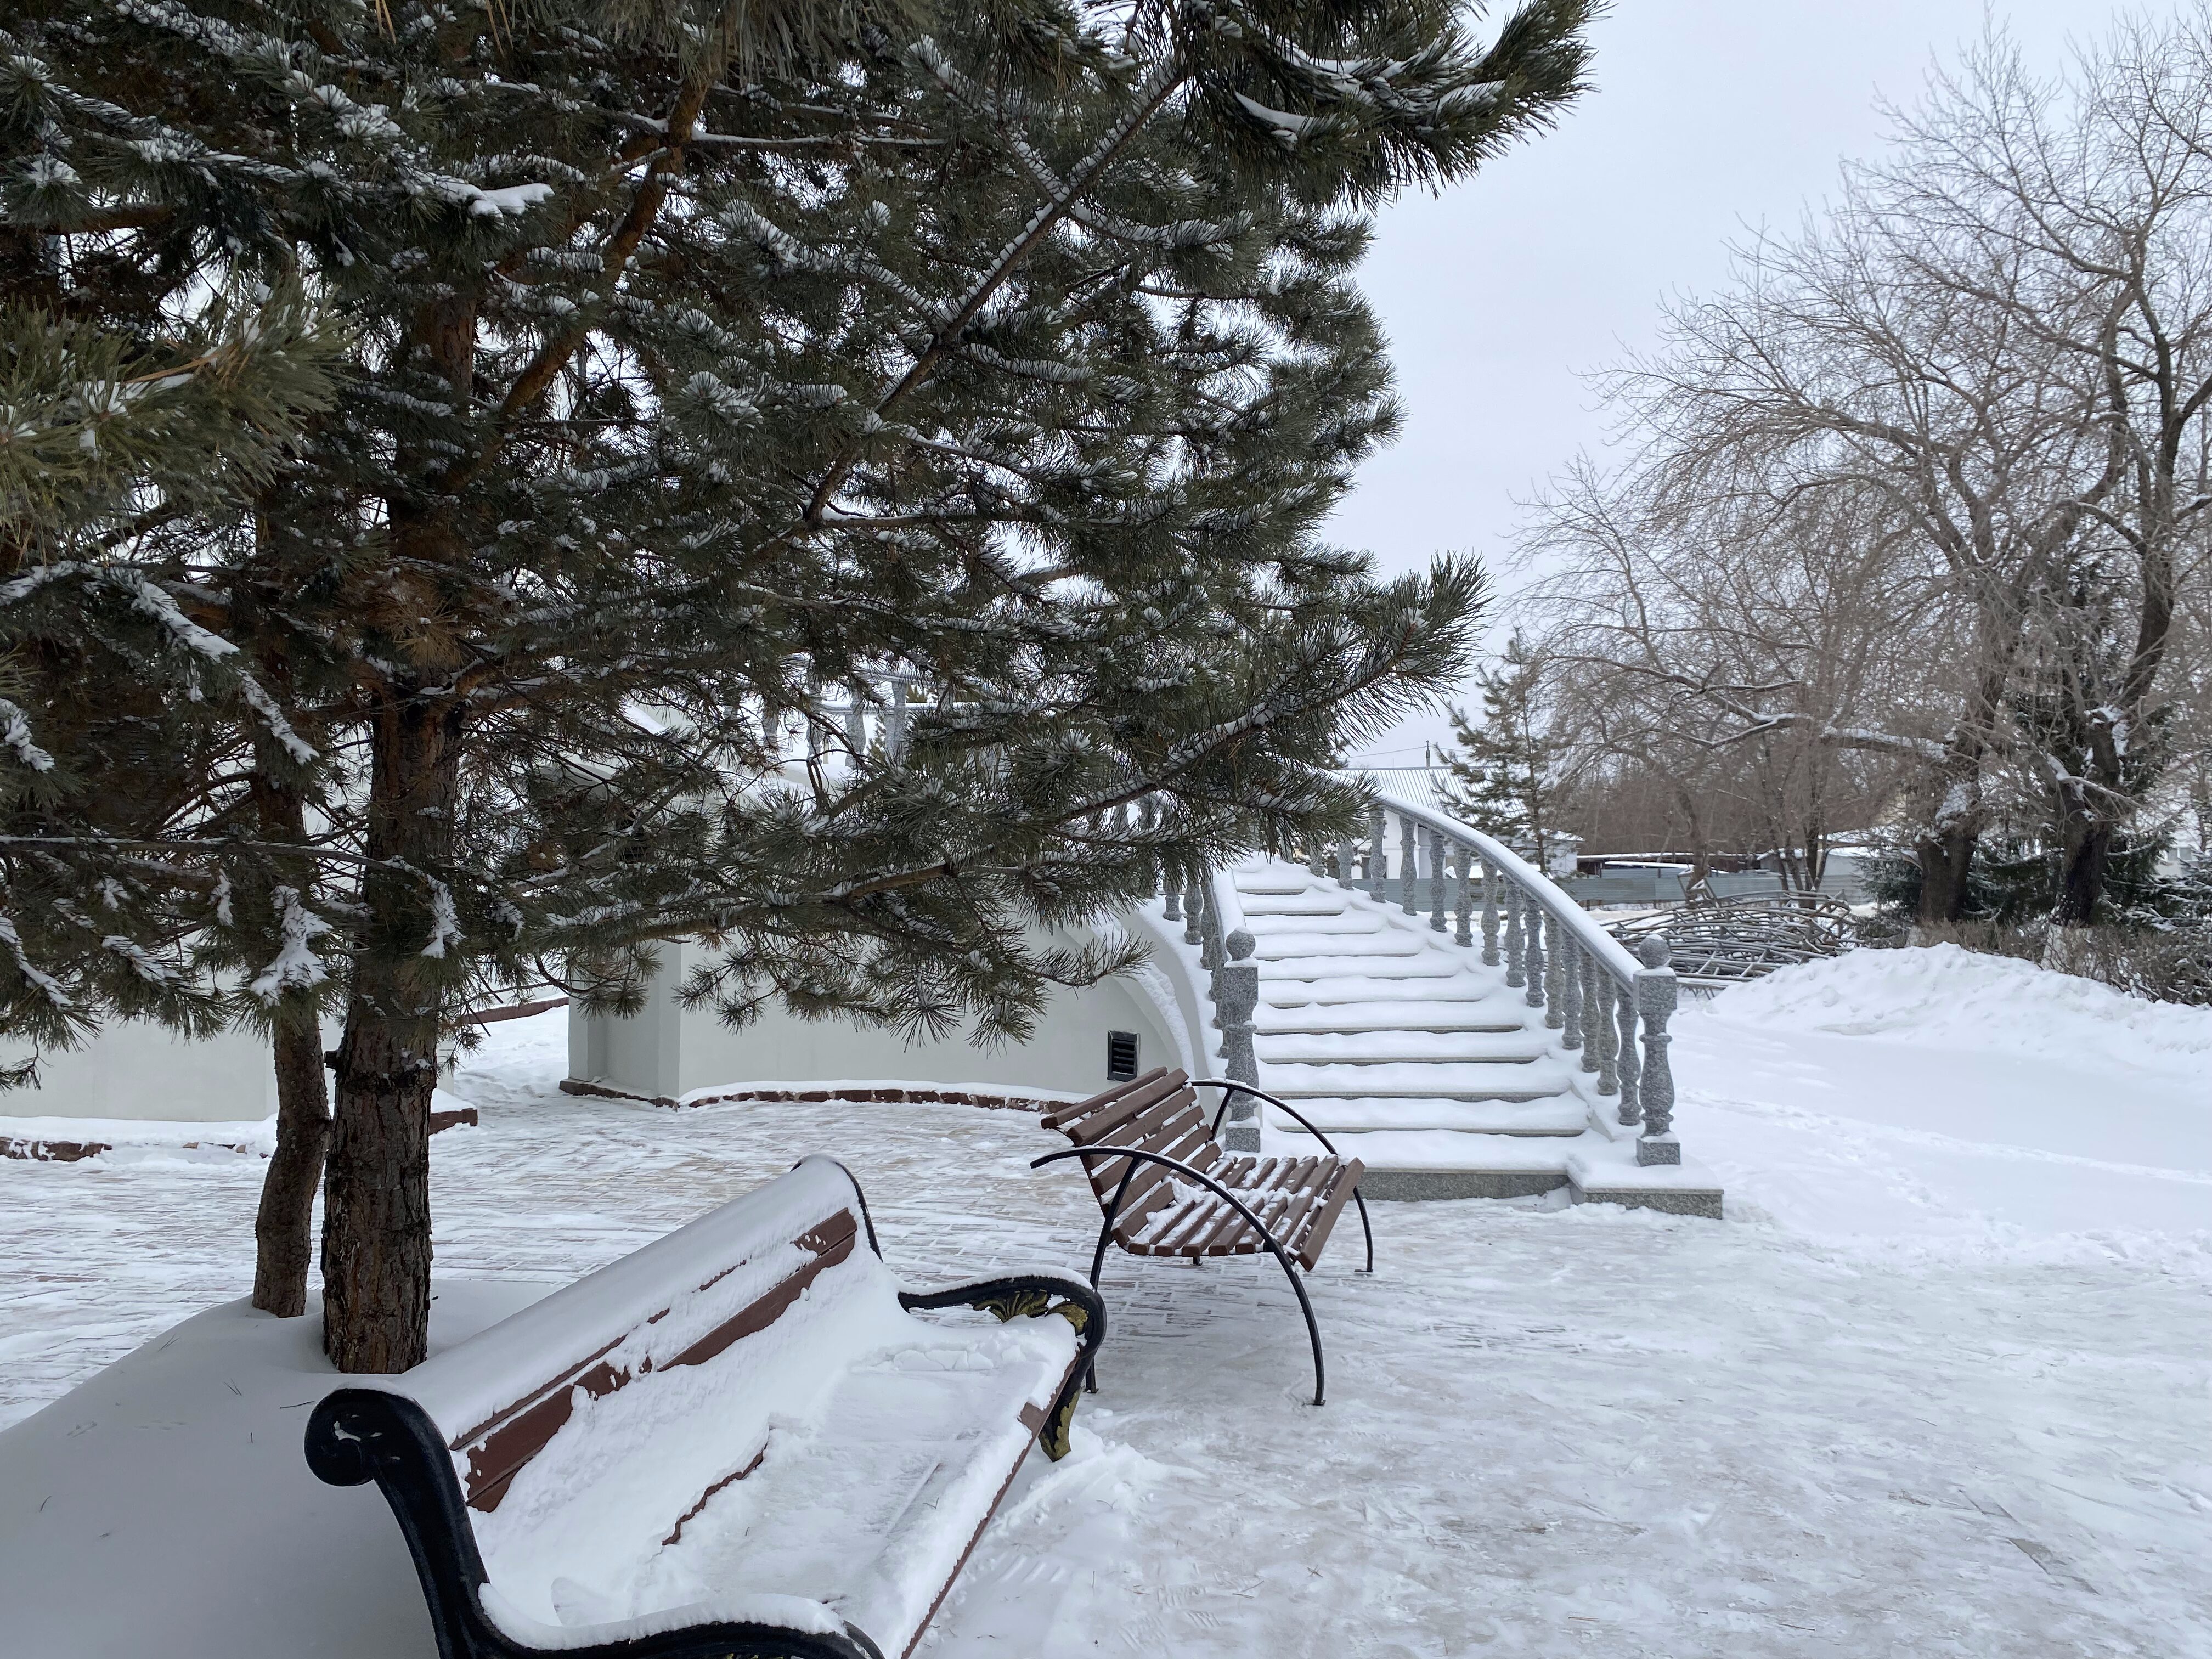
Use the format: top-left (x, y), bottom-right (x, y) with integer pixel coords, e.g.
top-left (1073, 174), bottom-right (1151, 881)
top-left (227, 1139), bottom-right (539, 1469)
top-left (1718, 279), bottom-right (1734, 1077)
top-left (304, 1156), bottom-right (1104, 1659)
top-left (1034, 1068), bottom-right (1369, 1406)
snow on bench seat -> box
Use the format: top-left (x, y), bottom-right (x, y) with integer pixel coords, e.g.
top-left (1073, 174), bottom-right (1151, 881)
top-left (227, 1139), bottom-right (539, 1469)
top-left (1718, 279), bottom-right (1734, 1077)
top-left (307, 1156), bottom-right (1102, 1659)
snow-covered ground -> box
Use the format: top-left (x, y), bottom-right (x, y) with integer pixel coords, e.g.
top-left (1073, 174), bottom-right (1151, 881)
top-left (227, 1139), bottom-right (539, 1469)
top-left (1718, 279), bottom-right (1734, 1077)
top-left (2, 947), bottom-right (2208, 1656)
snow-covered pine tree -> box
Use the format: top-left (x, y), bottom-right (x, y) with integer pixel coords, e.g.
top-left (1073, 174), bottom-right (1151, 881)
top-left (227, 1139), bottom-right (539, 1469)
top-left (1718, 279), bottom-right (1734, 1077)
top-left (6, 0), bottom-right (1594, 1369)
top-left (1441, 631), bottom-right (1565, 867)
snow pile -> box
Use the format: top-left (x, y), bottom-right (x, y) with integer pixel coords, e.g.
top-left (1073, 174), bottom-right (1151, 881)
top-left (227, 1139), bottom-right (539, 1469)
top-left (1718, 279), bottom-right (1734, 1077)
top-left (1711, 942), bottom-right (2212, 1079)
top-left (1680, 943), bottom-right (2211, 1256)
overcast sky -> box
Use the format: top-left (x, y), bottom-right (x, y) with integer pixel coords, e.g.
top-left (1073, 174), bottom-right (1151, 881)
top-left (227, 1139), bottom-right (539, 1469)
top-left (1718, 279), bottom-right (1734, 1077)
top-left (1330, 0), bottom-right (2151, 768)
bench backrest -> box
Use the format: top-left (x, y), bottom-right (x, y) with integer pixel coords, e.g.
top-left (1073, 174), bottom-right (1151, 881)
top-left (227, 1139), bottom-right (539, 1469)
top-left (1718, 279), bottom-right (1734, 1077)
top-left (385, 1156), bottom-right (874, 1516)
top-left (1039, 1068), bottom-right (1220, 1239)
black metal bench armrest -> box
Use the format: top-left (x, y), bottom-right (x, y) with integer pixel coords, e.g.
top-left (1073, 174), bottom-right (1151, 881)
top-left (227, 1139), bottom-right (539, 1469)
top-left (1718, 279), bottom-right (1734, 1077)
top-left (1031, 1145), bottom-right (1331, 1405)
top-left (1189, 1077), bottom-right (1345, 1156)
top-left (306, 1389), bottom-right (884, 1659)
top-left (897, 1272), bottom-right (1107, 1460)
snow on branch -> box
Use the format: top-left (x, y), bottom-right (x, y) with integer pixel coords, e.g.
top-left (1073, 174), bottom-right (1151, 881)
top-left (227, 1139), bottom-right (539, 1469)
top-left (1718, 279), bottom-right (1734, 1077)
top-left (0, 700), bottom-right (55, 772)
top-left (247, 885), bottom-right (331, 1002)
top-left (420, 878), bottom-right (462, 959)
top-left (0, 563), bottom-right (318, 765)
top-left (0, 915), bottom-right (72, 1009)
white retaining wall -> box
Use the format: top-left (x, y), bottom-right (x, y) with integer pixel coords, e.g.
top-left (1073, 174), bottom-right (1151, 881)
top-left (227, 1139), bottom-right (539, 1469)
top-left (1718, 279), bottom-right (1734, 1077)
top-left (568, 925), bottom-right (1189, 1103)
top-left (0, 1022), bottom-right (279, 1122)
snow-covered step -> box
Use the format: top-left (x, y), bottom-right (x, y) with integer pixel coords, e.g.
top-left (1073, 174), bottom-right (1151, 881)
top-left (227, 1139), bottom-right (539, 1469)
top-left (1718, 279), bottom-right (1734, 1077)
top-left (1265, 1058), bottom-right (1575, 1100)
top-left (1268, 1098), bottom-right (1589, 1136)
top-left (1305, 1131), bottom-right (1584, 1198)
top-left (1248, 932), bottom-right (1428, 962)
top-left (1240, 911), bottom-right (1391, 937)
top-left (1260, 962), bottom-right (1467, 991)
top-left (1257, 1031), bottom-right (1552, 1065)
top-left (1233, 875), bottom-right (1310, 896)
top-left (1255, 1006), bottom-right (1527, 1036)
top-left (1237, 894), bottom-right (1357, 918)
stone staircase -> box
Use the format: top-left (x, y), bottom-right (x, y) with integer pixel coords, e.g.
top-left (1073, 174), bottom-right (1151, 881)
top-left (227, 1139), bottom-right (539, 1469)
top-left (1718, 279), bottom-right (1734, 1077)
top-left (1228, 858), bottom-right (1722, 1212)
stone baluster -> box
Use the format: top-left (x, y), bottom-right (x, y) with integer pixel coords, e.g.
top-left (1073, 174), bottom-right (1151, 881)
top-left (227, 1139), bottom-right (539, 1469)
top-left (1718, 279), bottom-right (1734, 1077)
top-left (1427, 828), bottom-right (1448, 932)
top-left (1336, 830), bottom-right (1358, 889)
top-left (1452, 841), bottom-right (1474, 947)
top-left (888, 679), bottom-right (909, 755)
top-left (1589, 968), bottom-right (1618, 1093)
top-left (1306, 837), bottom-right (1325, 877)
top-left (1368, 805), bottom-right (1388, 900)
top-left (1398, 815), bottom-right (1418, 913)
top-left (1634, 935), bottom-right (1679, 1164)
top-left (1540, 910), bottom-right (1564, 1027)
top-left (1139, 797), bottom-right (1159, 898)
top-left (1480, 856), bottom-right (1500, 966)
top-left (1577, 950), bottom-right (1602, 1075)
top-left (1183, 873), bottom-right (1204, 946)
top-left (1504, 883), bottom-right (1527, 988)
top-left (1163, 857), bottom-right (1182, 923)
top-left (843, 687), bottom-right (867, 755)
top-left (1560, 933), bottom-right (1583, 1051)
top-left (1615, 964), bottom-right (1643, 1127)
top-left (1216, 929), bottom-right (1262, 1152)
top-left (1200, 880), bottom-right (1226, 1034)
top-left (1522, 891), bottom-right (1545, 1010)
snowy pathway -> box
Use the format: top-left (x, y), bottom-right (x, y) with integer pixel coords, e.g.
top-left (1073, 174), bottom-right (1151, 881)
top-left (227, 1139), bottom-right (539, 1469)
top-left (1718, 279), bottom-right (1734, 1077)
top-left (3, 986), bottom-right (2208, 1657)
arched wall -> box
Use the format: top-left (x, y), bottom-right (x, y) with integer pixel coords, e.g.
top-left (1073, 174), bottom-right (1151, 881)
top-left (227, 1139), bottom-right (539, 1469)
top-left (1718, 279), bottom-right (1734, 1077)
top-left (567, 923), bottom-right (1193, 1103)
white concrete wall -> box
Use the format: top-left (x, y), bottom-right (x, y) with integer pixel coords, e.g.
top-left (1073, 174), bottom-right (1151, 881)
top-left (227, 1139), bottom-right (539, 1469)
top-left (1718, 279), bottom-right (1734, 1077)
top-left (568, 924), bottom-right (1189, 1102)
top-left (0, 1022), bottom-right (278, 1122)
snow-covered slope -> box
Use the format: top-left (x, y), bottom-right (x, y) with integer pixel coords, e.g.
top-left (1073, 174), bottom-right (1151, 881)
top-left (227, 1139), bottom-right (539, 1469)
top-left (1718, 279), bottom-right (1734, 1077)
top-left (1679, 945), bottom-right (2212, 1253)
top-left (1712, 941), bottom-right (2212, 1078)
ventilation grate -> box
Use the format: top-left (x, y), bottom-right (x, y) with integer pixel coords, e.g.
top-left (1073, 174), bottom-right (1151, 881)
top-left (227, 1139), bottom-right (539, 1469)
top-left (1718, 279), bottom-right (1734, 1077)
top-left (1105, 1030), bottom-right (1140, 1081)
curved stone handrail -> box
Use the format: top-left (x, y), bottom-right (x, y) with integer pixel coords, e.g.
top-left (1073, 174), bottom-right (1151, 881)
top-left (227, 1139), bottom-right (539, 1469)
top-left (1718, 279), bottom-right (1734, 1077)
top-left (1345, 786), bottom-right (1685, 1169)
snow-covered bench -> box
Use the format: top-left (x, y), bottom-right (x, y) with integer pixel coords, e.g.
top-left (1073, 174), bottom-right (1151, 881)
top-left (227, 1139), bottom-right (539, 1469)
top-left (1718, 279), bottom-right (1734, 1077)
top-left (304, 1156), bottom-right (1103, 1659)
top-left (1035, 1068), bottom-right (1369, 1406)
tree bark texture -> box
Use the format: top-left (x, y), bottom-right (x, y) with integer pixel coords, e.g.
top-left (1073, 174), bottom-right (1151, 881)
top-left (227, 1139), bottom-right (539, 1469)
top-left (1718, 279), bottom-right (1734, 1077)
top-left (322, 676), bottom-right (462, 1373)
top-left (2053, 812), bottom-right (2115, 927)
top-left (252, 996), bottom-right (331, 1316)
top-left (246, 722), bottom-right (330, 1318)
top-left (1914, 821), bottom-right (1979, 926)
top-left (321, 291), bottom-right (474, 1374)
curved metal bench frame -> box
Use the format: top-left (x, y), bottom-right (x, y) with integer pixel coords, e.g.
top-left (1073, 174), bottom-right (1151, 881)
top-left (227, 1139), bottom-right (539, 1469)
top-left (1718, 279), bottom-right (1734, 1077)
top-left (306, 1161), bottom-right (1105, 1659)
top-left (1032, 1137), bottom-right (1345, 1407)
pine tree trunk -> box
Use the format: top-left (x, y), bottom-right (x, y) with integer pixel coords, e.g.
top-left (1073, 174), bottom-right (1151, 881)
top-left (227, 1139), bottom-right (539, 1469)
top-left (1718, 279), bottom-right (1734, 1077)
top-left (252, 996), bottom-right (330, 1317)
top-left (247, 733), bottom-right (330, 1318)
top-left (322, 689), bottom-right (460, 1373)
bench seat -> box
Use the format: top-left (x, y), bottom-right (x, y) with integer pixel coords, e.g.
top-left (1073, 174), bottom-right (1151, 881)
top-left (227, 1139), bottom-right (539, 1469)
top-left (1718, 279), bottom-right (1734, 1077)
top-left (308, 1157), bottom-right (1103, 1659)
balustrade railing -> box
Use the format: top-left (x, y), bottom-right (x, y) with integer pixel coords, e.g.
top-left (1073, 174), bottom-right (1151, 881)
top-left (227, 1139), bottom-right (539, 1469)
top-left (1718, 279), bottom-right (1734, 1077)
top-left (1329, 790), bottom-right (1685, 1167)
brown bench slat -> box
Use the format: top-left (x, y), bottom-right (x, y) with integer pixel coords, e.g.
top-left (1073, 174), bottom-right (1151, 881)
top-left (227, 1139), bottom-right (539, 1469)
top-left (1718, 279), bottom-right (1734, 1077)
top-left (1064, 1076), bottom-right (1195, 1150)
top-left (1042, 1068), bottom-right (1176, 1137)
top-left (1081, 1102), bottom-right (1210, 1201)
top-left (1079, 1090), bottom-right (1206, 1165)
top-left (1289, 1156), bottom-right (1365, 1271)
top-left (1194, 1161), bottom-right (1310, 1256)
top-left (1038, 1067), bottom-right (1159, 1131)
top-left (1103, 1121), bottom-right (1220, 1233)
